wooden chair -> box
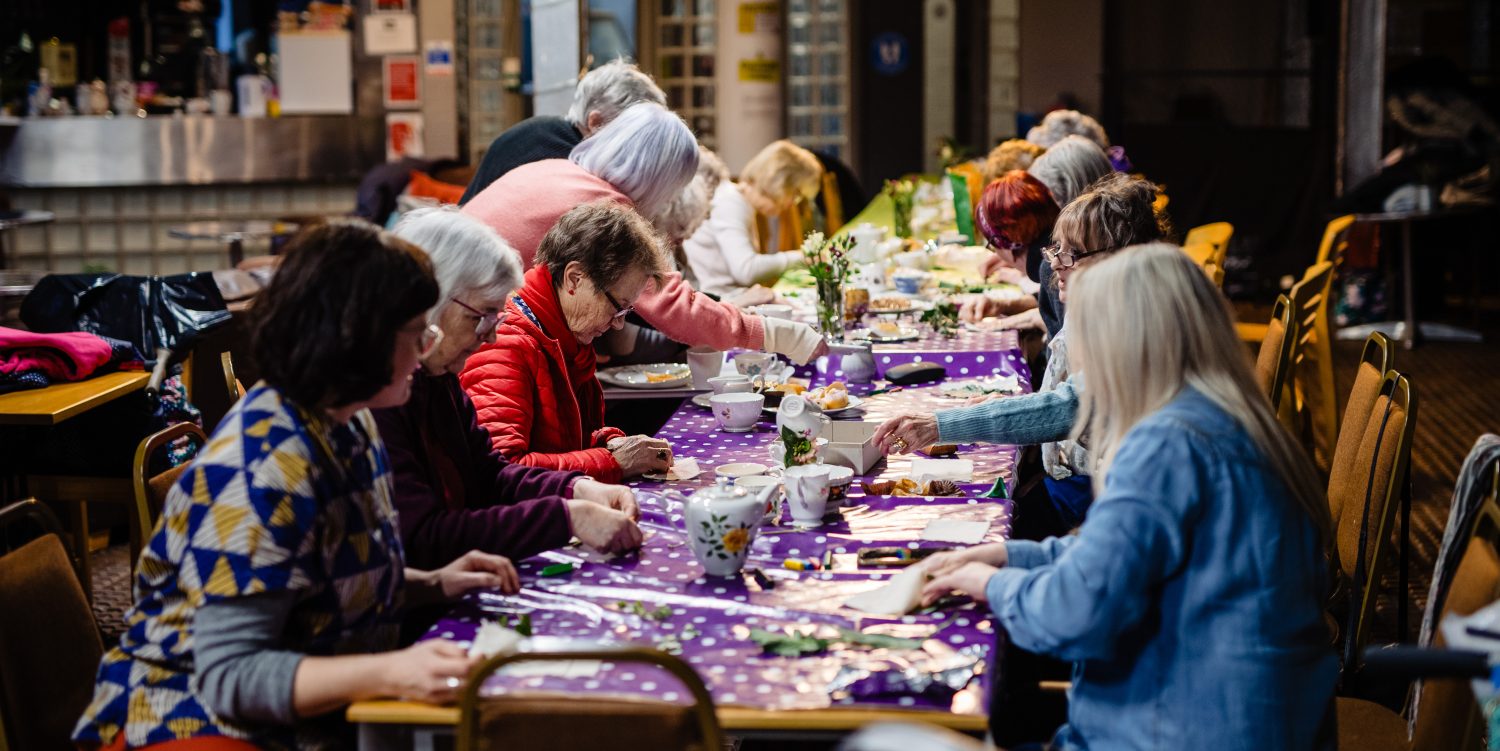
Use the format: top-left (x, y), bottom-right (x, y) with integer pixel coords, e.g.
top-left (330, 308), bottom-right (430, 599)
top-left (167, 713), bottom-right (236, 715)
top-left (457, 648), bottom-right (724, 751)
top-left (1282, 261), bottom-right (1338, 471)
top-left (1237, 214), bottom-right (1354, 345)
top-left (1330, 371), bottom-right (1416, 667)
top-left (1183, 221), bottom-right (1233, 263)
top-left (0, 498), bottom-right (104, 751)
top-left (130, 423), bottom-right (208, 572)
top-left (1252, 294), bottom-right (1295, 413)
top-left (1336, 466), bottom-right (1499, 751)
top-left (183, 323), bottom-right (247, 434)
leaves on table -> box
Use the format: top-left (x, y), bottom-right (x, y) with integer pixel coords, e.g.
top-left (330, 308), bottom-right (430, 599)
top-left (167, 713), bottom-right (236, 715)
top-left (615, 600), bottom-right (674, 621)
top-left (920, 301), bottom-right (960, 338)
top-left (747, 627), bottom-right (933, 657)
top-left (837, 629), bottom-right (928, 650)
top-left (496, 613), bottom-right (533, 637)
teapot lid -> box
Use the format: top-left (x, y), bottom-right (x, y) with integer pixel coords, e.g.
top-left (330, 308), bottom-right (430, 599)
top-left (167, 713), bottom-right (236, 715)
top-left (702, 476), bottom-right (748, 500)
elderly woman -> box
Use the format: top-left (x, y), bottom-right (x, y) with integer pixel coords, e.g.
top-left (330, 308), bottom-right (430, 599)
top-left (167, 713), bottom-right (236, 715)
top-left (463, 202), bottom-right (676, 481)
top-left (1025, 109), bottom-right (1110, 150)
top-left (460, 59), bottom-right (666, 203)
top-left (918, 244), bottom-right (1335, 750)
top-left (464, 103), bottom-right (826, 365)
top-left (74, 221), bottom-right (520, 750)
top-left (876, 173), bottom-right (1166, 537)
top-left (373, 207), bottom-right (644, 567)
top-left (981, 138), bottom-right (1046, 184)
top-left (971, 169), bottom-right (1061, 294)
top-left (682, 142), bottom-right (820, 298)
top-left (963, 135), bottom-right (1115, 333)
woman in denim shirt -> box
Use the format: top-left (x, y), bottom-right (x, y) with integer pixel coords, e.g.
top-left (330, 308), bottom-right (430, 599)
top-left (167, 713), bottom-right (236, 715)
top-left (920, 244), bottom-right (1337, 750)
top-left (877, 173), bottom-right (1166, 535)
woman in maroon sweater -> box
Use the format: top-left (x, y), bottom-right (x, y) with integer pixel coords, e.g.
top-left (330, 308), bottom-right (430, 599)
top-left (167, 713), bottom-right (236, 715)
top-left (373, 207), bottom-right (643, 569)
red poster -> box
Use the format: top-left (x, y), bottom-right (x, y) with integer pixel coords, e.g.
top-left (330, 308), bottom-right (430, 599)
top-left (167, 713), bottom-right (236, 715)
top-left (383, 55), bottom-right (421, 108)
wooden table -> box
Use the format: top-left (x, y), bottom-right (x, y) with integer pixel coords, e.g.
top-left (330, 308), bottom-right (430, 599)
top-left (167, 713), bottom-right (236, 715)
top-left (0, 371), bottom-right (151, 425)
top-left (0, 371), bottom-right (151, 596)
top-left (348, 699), bottom-right (987, 750)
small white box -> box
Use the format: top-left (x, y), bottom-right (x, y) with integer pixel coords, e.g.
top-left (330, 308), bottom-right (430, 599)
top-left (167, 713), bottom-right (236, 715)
top-left (820, 421), bottom-right (883, 475)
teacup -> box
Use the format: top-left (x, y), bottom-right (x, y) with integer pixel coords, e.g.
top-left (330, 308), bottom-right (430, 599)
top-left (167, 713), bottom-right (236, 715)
top-left (892, 270), bottom-right (931, 295)
top-left (710, 392), bottom-right (764, 432)
top-left (708, 375), bottom-right (753, 394)
top-left (733, 351), bottom-right (776, 378)
top-left (826, 465), bottom-right (855, 506)
top-left (783, 464), bottom-right (833, 525)
top-left (686, 347), bottom-right (724, 390)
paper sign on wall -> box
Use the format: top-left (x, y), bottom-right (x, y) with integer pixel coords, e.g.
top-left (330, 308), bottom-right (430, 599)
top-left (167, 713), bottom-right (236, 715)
top-left (386, 112), bottom-right (425, 161)
top-left (738, 56), bottom-right (780, 83)
top-left (383, 55), bottom-right (421, 108)
top-left (424, 40), bottom-right (455, 75)
top-left (737, 2), bottom-right (780, 33)
top-left (362, 13), bottom-right (417, 54)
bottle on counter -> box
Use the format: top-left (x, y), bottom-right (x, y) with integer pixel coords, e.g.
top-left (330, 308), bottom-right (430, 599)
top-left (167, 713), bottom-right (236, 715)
top-left (107, 18), bottom-right (132, 85)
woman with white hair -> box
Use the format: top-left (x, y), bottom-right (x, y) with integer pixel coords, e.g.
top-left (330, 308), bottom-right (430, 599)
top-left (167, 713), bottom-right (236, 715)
top-left (962, 135), bottom-right (1115, 332)
top-left (916, 243), bottom-right (1336, 750)
top-left (464, 103), bottom-right (827, 363)
top-left (373, 207), bottom-right (645, 567)
top-left (682, 142), bottom-right (819, 297)
top-left (1025, 109), bottom-right (1110, 150)
top-left (460, 58), bottom-right (667, 203)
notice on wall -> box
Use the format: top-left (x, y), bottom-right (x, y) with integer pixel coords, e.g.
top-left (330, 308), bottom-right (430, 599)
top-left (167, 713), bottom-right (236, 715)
top-left (424, 40), bottom-right (455, 76)
top-left (362, 13), bottom-right (417, 54)
top-left (738, 56), bottom-right (780, 83)
top-left (386, 112), bottom-right (425, 161)
top-left (383, 55), bottom-right (421, 108)
top-left (737, 1), bottom-right (780, 33)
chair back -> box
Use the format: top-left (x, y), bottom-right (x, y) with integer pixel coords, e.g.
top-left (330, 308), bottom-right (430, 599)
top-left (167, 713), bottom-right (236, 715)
top-left (183, 322), bottom-right (246, 434)
top-left (821, 170), bottom-right (845, 233)
top-left (1327, 333), bottom-right (1395, 523)
top-left (1285, 260), bottom-right (1338, 471)
top-left (131, 423), bottom-right (208, 572)
top-left (1334, 370), bottom-right (1416, 661)
top-left (457, 648), bottom-right (724, 751)
top-left (1253, 294), bottom-right (1294, 411)
top-left (1315, 214), bottom-right (1357, 268)
top-left (1183, 222), bottom-right (1233, 267)
top-left (0, 499), bottom-right (103, 751)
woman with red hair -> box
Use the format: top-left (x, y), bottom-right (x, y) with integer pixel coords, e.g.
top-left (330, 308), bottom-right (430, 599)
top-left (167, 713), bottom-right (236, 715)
top-left (962, 170), bottom-right (1059, 325)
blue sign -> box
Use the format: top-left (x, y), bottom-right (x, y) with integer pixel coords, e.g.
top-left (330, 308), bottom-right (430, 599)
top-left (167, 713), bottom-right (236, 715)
top-left (870, 32), bottom-right (911, 76)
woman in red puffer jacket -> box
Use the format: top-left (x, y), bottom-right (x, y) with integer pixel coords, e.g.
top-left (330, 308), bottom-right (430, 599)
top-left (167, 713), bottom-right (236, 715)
top-left (462, 202), bottom-right (677, 482)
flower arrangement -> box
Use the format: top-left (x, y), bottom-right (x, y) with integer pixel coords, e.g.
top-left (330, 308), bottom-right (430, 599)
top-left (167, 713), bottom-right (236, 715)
top-left (920, 300), bottom-right (959, 338)
top-left (780, 426), bottom-right (819, 467)
top-left (799, 231), bottom-right (854, 339)
top-left (884, 179), bottom-right (916, 239)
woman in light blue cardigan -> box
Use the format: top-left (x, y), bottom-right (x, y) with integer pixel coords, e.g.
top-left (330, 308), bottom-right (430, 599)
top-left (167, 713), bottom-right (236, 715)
top-left (920, 244), bottom-right (1337, 750)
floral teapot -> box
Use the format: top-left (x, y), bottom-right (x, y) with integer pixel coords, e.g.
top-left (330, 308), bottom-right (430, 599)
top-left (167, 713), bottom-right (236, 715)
top-left (664, 478), bottom-right (773, 577)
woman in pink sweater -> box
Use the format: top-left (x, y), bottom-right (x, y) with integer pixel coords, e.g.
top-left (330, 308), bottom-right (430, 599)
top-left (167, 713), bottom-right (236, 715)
top-left (463, 102), bottom-right (826, 363)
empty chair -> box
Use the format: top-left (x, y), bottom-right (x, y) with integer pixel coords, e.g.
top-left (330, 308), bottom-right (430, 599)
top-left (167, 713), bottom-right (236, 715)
top-left (1238, 214), bottom-right (1354, 345)
top-left (1253, 294), bottom-right (1295, 412)
top-left (0, 499), bottom-right (103, 751)
top-left (1183, 221), bottom-right (1233, 264)
top-left (1283, 261), bottom-right (1338, 471)
top-left (457, 648), bottom-right (724, 751)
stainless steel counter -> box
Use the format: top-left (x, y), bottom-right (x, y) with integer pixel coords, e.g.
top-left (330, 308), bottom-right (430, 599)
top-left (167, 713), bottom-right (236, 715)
top-left (0, 115), bottom-right (385, 187)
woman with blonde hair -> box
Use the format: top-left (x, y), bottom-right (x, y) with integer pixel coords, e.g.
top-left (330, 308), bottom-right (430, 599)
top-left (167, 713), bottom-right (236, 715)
top-left (682, 141), bottom-right (821, 297)
top-left (918, 243), bottom-right (1336, 750)
top-left (981, 138), bottom-right (1047, 184)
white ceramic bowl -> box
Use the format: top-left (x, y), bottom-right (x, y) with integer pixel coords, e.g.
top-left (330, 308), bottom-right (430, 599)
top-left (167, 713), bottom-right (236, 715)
top-left (716, 462), bottom-right (768, 478)
top-left (710, 392), bottom-right (765, 432)
top-left (893, 250), bottom-right (933, 270)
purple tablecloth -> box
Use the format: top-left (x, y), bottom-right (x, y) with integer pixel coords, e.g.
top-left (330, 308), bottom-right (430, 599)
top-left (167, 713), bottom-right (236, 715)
top-left (421, 332), bottom-right (1032, 718)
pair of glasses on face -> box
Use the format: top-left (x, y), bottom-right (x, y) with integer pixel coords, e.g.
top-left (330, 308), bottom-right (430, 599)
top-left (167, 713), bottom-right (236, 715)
top-left (985, 236), bottom-right (1026, 256)
top-left (598, 283), bottom-right (634, 320)
top-left (450, 297), bottom-right (506, 336)
top-left (1042, 242), bottom-right (1113, 269)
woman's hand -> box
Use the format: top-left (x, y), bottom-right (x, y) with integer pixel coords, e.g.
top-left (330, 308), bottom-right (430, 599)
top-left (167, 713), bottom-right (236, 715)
top-left (608, 435), bottom-right (673, 477)
top-left (873, 413), bottom-right (940, 454)
top-left (571, 478), bottom-right (641, 520)
top-left (917, 542), bottom-right (1009, 579)
top-left (566, 499), bottom-right (644, 553)
top-left (990, 308), bottom-right (1045, 332)
top-left (433, 550), bottom-right (520, 599)
top-left (980, 252), bottom-right (1013, 280)
top-left (380, 640), bottom-right (478, 704)
top-left (959, 295), bottom-right (1008, 323)
top-left (988, 266), bottom-right (1028, 286)
top-left (729, 284), bottom-right (777, 309)
top-left (920, 562), bottom-right (1002, 607)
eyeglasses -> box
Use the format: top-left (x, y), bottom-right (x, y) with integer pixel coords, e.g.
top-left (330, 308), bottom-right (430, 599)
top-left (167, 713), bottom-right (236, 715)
top-left (985, 235), bottom-right (1026, 256)
top-left (598, 284), bottom-right (634, 320)
top-left (450, 297), bottom-right (505, 336)
top-left (1041, 242), bottom-right (1114, 269)
top-left (418, 324), bottom-right (444, 358)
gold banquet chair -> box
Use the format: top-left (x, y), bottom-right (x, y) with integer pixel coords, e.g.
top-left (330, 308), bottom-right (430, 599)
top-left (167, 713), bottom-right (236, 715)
top-left (130, 422), bottom-right (208, 573)
top-left (457, 648), bottom-right (725, 751)
top-left (1252, 294), bottom-right (1295, 413)
top-left (1237, 214), bottom-right (1353, 345)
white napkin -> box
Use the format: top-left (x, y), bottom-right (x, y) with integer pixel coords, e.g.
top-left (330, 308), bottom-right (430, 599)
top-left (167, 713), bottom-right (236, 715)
top-left (645, 456), bottom-right (701, 482)
top-left (468, 621), bottom-right (525, 659)
top-left (920, 519), bottom-right (990, 545)
top-left (910, 457), bottom-right (974, 485)
top-left (843, 566), bottom-right (927, 616)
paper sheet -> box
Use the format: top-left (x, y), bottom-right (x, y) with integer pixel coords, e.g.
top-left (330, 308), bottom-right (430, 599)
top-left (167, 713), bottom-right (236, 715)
top-left (643, 456), bottom-right (701, 482)
top-left (843, 566), bottom-right (927, 616)
top-left (910, 457), bottom-right (974, 485)
top-left (920, 519), bottom-right (990, 545)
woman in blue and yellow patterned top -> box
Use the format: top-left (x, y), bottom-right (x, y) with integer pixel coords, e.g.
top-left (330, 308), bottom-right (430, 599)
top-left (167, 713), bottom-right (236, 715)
top-left (75, 220), bottom-right (522, 751)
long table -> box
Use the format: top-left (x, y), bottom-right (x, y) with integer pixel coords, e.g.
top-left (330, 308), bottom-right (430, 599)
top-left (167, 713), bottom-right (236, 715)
top-left (350, 331), bottom-right (1027, 748)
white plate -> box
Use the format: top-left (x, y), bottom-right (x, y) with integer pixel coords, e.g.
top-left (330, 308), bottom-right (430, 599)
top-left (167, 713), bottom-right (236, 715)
top-left (691, 393), bottom-right (715, 408)
top-left (864, 326), bottom-right (921, 343)
top-left (599, 363), bottom-right (692, 389)
top-left (763, 394), bottom-right (863, 416)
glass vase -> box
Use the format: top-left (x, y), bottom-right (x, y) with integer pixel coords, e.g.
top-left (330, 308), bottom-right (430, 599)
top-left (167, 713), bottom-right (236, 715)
top-left (816, 277), bottom-right (845, 341)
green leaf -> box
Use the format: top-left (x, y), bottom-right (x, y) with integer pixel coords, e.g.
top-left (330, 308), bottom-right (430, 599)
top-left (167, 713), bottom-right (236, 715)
top-left (838, 628), bottom-right (927, 650)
